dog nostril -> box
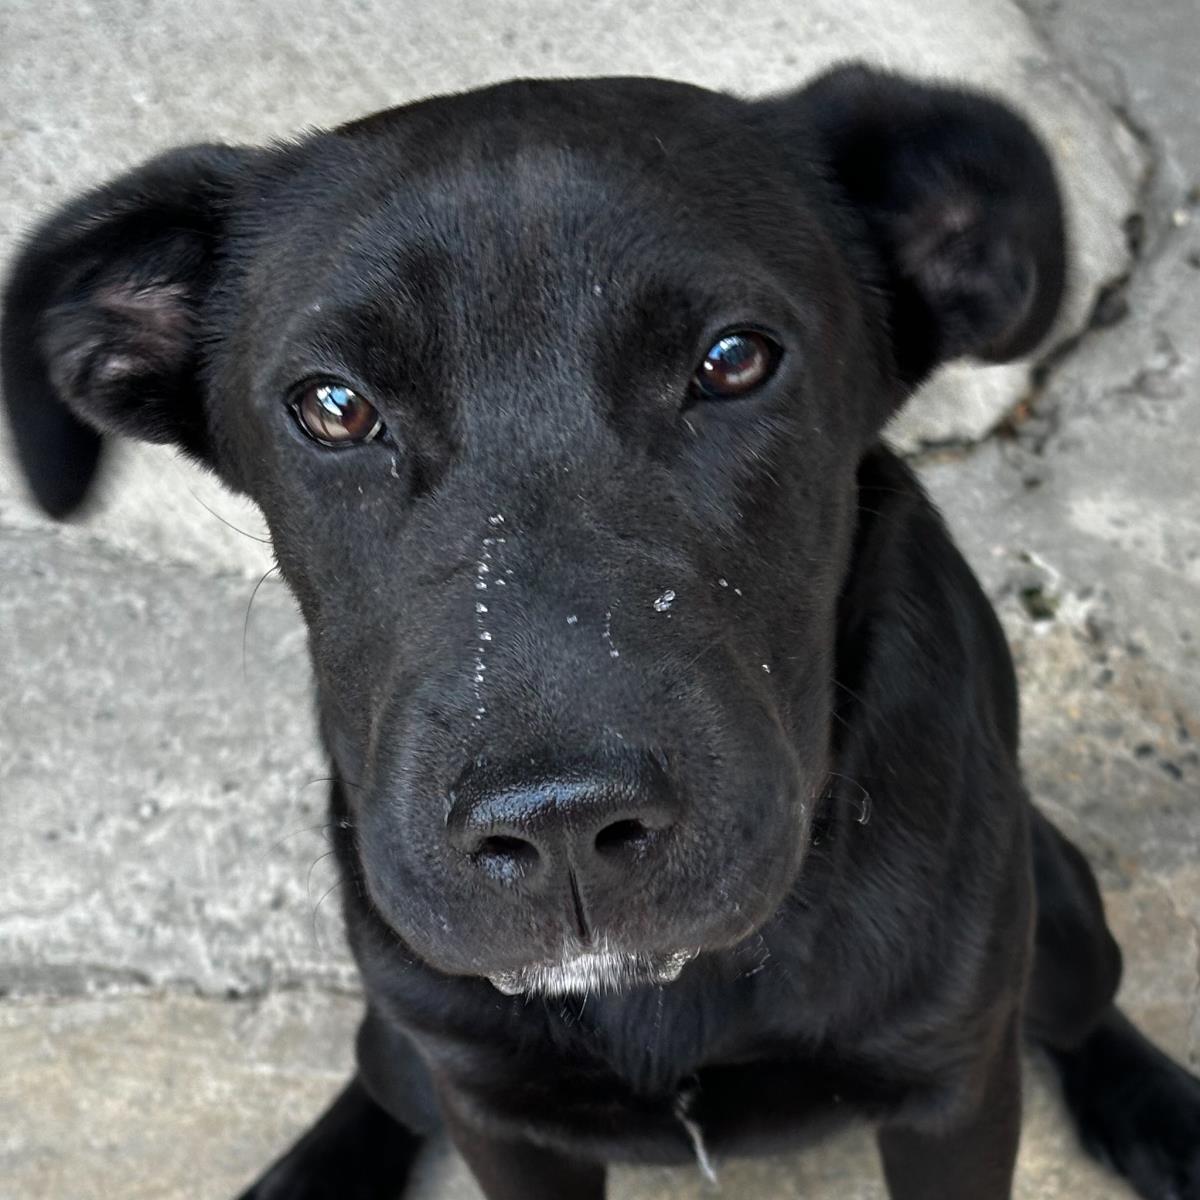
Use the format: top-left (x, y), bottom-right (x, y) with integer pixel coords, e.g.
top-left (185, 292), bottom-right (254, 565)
top-left (594, 818), bottom-right (655, 857)
top-left (474, 836), bottom-right (541, 884)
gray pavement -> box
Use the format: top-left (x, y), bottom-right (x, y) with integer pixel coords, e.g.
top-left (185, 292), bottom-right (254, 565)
top-left (1, 0), bottom-right (1197, 1197)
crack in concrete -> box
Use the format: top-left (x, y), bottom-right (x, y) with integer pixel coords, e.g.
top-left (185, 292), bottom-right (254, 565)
top-left (906, 1), bottom-right (1162, 470)
top-left (1004, 165), bottom-right (1159, 454)
top-left (0, 971), bottom-right (364, 1005)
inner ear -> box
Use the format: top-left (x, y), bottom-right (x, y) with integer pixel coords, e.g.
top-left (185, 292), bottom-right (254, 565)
top-left (42, 274), bottom-right (205, 448)
top-left (2, 143), bottom-right (253, 514)
top-left (886, 187), bottom-right (1044, 380)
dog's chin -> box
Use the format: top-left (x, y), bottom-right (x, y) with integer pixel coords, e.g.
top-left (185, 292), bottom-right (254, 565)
top-left (485, 947), bottom-right (698, 997)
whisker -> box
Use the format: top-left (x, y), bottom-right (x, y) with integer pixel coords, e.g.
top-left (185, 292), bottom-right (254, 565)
top-left (855, 503), bottom-right (912, 528)
top-left (824, 770), bottom-right (873, 824)
top-left (831, 677), bottom-right (898, 740)
top-left (263, 821), bottom-right (338, 859)
top-left (312, 878), bottom-right (347, 951)
top-left (242, 564), bottom-right (282, 677)
top-left (739, 933), bottom-right (773, 981)
top-left (185, 483), bottom-right (272, 544)
top-left (306, 848), bottom-right (337, 900)
top-left (297, 775), bottom-right (340, 797)
top-left (829, 706), bottom-right (854, 734)
top-left (297, 774), bottom-right (365, 801)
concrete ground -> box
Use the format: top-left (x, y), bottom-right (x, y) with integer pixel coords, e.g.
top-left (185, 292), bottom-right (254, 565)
top-left (0, 0), bottom-right (1196, 1197)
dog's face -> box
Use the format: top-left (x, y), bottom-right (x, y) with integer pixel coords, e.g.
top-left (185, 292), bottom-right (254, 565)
top-left (1, 68), bottom-right (1064, 993)
top-left (218, 80), bottom-right (877, 990)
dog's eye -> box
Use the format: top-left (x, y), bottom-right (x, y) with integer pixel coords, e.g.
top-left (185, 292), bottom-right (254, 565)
top-left (692, 332), bottom-right (780, 399)
top-left (292, 383), bottom-right (383, 446)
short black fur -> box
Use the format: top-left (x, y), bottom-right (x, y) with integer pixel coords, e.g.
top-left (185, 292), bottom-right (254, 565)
top-left (3, 63), bottom-right (1196, 1200)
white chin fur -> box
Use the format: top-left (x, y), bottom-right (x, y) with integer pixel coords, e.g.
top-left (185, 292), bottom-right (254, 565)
top-left (487, 948), bottom-right (696, 996)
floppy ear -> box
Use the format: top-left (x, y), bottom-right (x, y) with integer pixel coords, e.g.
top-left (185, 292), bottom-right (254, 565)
top-left (765, 63), bottom-right (1066, 390)
top-left (1, 144), bottom-right (252, 517)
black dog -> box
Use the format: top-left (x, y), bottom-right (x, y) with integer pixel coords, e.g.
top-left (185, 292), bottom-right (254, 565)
top-left (4, 63), bottom-right (1199, 1200)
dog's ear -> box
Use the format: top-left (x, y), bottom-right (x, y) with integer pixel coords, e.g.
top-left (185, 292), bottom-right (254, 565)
top-left (1, 144), bottom-right (253, 517)
top-left (762, 63), bottom-right (1066, 390)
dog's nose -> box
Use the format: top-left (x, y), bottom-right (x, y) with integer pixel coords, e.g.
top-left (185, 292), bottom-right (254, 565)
top-left (446, 753), bottom-right (680, 889)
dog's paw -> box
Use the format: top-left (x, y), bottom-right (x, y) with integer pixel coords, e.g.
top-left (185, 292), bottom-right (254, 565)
top-left (1054, 1011), bottom-right (1200, 1200)
top-left (233, 1169), bottom-right (348, 1200)
top-left (1086, 1063), bottom-right (1200, 1200)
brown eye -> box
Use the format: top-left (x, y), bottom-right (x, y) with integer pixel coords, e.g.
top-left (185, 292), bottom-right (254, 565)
top-left (293, 383), bottom-right (383, 446)
top-left (693, 331), bottom-right (780, 399)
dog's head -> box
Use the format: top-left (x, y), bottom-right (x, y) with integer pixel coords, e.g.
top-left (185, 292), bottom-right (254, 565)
top-left (1, 66), bottom-right (1063, 994)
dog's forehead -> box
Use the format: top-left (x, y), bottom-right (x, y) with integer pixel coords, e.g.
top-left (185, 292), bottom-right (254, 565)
top-left (257, 76), bottom-right (823, 264)
top-left (336, 74), bottom-right (749, 160)
top-left (238, 80), bottom-right (834, 351)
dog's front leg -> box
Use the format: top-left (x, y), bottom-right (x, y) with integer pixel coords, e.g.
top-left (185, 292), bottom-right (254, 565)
top-left (236, 1075), bottom-right (422, 1199)
top-left (876, 1015), bottom-right (1022, 1200)
top-left (439, 1091), bottom-right (606, 1200)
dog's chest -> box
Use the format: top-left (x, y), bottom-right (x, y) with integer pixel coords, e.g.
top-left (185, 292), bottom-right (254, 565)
top-left (481, 1038), bottom-right (892, 1167)
top-left (489, 989), bottom-right (902, 1165)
